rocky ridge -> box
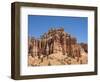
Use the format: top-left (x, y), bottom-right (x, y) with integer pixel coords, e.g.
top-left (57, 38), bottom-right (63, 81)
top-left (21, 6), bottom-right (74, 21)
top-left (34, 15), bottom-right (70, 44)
top-left (28, 28), bottom-right (88, 66)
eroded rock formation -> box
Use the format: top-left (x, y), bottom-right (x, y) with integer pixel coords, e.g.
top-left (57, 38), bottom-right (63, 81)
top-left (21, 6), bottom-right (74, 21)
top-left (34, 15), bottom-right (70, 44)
top-left (28, 28), bottom-right (88, 66)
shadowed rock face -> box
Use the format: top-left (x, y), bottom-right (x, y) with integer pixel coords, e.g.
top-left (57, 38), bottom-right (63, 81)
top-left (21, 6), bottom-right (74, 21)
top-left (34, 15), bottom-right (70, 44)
top-left (80, 43), bottom-right (88, 53)
top-left (28, 28), bottom-right (88, 66)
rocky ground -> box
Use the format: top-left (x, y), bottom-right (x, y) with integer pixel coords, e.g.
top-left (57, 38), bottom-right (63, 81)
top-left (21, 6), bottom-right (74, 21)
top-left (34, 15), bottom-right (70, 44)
top-left (28, 51), bottom-right (87, 66)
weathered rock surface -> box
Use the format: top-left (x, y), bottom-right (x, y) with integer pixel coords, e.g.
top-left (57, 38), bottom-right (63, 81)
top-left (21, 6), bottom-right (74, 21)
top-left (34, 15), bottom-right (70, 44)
top-left (28, 28), bottom-right (88, 66)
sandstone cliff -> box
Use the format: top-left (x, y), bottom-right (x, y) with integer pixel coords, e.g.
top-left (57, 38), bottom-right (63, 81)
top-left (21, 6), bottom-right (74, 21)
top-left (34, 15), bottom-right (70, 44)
top-left (28, 28), bottom-right (88, 66)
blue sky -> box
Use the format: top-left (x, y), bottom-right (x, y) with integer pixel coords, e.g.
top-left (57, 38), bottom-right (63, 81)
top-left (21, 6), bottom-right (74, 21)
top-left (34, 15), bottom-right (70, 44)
top-left (28, 15), bottom-right (88, 43)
